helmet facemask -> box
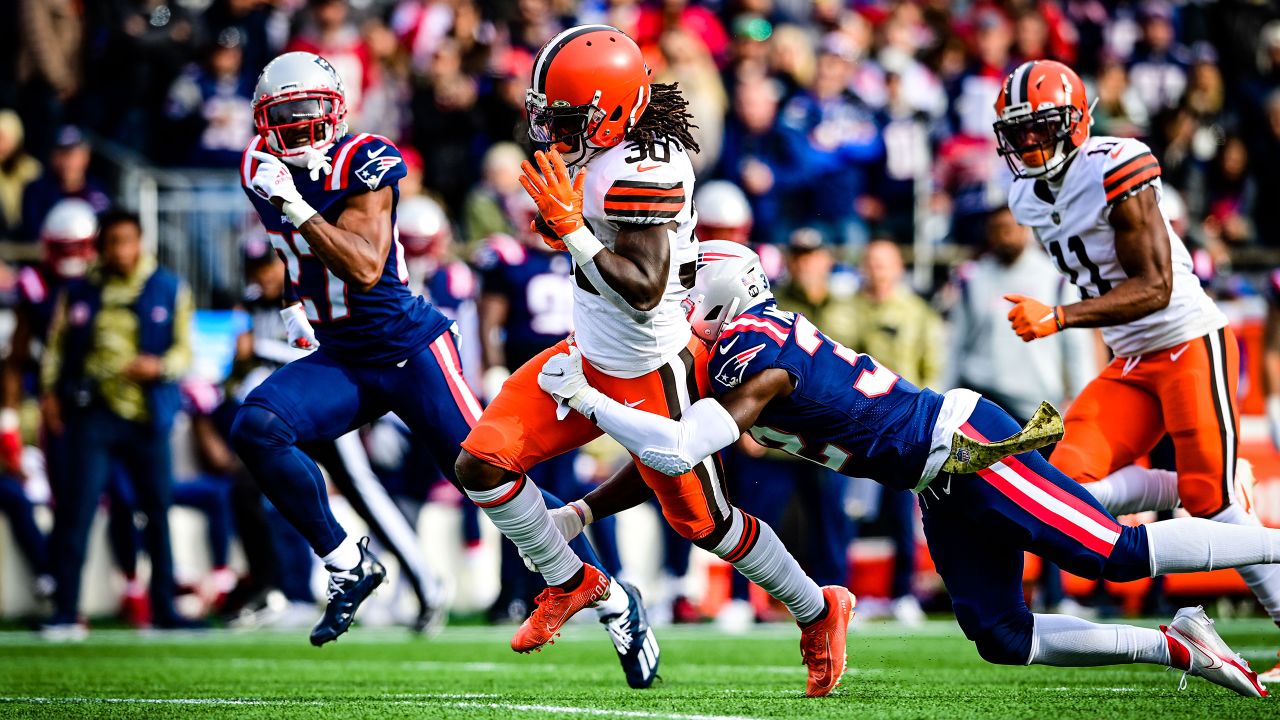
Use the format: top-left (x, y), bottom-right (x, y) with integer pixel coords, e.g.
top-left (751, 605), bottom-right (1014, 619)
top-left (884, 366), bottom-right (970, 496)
top-left (254, 90), bottom-right (348, 167)
top-left (994, 105), bottom-right (1082, 180)
top-left (526, 88), bottom-right (606, 166)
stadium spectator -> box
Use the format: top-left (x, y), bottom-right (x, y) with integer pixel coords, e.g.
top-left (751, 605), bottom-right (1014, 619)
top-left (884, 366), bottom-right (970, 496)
top-left (779, 33), bottom-right (885, 248)
top-left (1203, 136), bottom-right (1256, 246)
top-left (633, 0), bottom-right (730, 67)
top-left (716, 72), bottom-right (810, 245)
top-left (0, 110), bottom-right (41, 238)
top-left (1127, 1), bottom-right (1189, 116)
top-left (848, 239), bottom-right (943, 389)
top-left (656, 29), bottom-right (728, 174)
top-left (20, 126), bottom-right (109, 242)
top-left (163, 28), bottom-right (256, 168)
top-left (15, 0), bottom-right (83, 157)
top-left (285, 0), bottom-right (372, 125)
top-left (41, 210), bottom-right (195, 635)
top-left (410, 38), bottom-right (484, 212)
top-left (201, 0), bottom-right (281, 81)
top-left (463, 142), bottom-right (530, 244)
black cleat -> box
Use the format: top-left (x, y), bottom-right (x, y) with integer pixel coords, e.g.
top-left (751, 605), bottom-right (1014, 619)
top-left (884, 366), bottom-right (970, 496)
top-left (310, 537), bottom-right (386, 647)
top-left (600, 580), bottom-right (660, 689)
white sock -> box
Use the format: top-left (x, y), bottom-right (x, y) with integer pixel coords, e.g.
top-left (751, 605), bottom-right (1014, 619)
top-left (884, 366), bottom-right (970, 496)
top-left (1084, 465), bottom-right (1181, 516)
top-left (1212, 504), bottom-right (1280, 623)
top-left (466, 478), bottom-right (581, 586)
top-left (1029, 613), bottom-right (1170, 666)
top-left (712, 509), bottom-right (826, 624)
top-left (1145, 516), bottom-right (1280, 575)
top-left (321, 536), bottom-right (360, 571)
top-left (594, 578), bottom-right (629, 618)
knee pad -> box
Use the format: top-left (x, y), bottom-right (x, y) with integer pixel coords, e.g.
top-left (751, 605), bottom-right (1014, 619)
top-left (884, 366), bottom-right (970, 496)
top-left (967, 612), bottom-right (1034, 666)
top-left (229, 405), bottom-right (295, 456)
top-left (1101, 525), bottom-right (1153, 582)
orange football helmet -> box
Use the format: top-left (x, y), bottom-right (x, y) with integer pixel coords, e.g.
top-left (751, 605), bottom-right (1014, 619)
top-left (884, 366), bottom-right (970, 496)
top-left (993, 60), bottom-right (1092, 179)
top-left (526, 25), bottom-right (652, 166)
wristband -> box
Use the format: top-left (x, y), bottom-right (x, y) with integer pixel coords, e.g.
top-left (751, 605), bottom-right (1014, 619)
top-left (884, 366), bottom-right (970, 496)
top-left (567, 386), bottom-right (604, 418)
top-left (282, 199), bottom-right (319, 228)
top-left (1053, 306), bottom-right (1066, 331)
top-left (561, 227), bottom-right (605, 267)
top-left (569, 499), bottom-right (594, 526)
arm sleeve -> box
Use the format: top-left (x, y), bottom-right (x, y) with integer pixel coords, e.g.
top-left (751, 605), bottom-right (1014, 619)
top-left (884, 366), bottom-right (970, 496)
top-left (161, 284), bottom-right (194, 380)
top-left (39, 291), bottom-right (67, 394)
top-left (583, 395), bottom-right (742, 476)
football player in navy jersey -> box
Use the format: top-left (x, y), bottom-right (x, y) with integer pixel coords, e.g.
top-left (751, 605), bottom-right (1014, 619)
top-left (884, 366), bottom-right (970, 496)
top-left (539, 241), bottom-right (1280, 698)
top-left (232, 53), bottom-right (658, 683)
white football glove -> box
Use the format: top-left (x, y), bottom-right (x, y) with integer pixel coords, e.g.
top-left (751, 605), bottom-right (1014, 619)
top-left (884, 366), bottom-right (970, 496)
top-left (519, 503), bottom-right (588, 573)
top-left (280, 303), bottom-right (319, 351)
top-left (249, 150), bottom-right (316, 227)
top-left (538, 344), bottom-right (598, 420)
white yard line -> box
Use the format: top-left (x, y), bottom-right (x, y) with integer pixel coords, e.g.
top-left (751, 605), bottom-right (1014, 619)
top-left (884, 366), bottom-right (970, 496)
top-left (445, 701), bottom-right (759, 720)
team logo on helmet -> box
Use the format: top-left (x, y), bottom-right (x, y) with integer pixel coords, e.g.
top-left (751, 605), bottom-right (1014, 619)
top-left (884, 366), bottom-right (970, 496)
top-left (355, 154), bottom-right (403, 190)
top-left (715, 342), bottom-right (766, 389)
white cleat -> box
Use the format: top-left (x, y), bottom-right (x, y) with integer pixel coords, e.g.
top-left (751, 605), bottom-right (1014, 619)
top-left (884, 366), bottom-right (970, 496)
top-left (1259, 657), bottom-right (1280, 686)
top-left (1163, 606), bottom-right (1267, 698)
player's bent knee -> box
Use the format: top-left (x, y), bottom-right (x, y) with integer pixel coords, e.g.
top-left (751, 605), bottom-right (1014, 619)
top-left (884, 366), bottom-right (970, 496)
top-left (1100, 526), bottom-right (1153, 582)
top-left (229, 404), bottom-right (295, 456)
top-left (967, 613), bottom-right (1034, 666)
top-left (1048, 444), bottom-right (1098, 484)
top-left (454, 449), bottom-right (506, 492)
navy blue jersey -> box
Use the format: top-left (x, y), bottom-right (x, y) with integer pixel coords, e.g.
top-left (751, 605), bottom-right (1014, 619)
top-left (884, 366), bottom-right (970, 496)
top-left (707, 300), bottom-right (945, 491)
top-left (422, 260), bottom-right (477, 319)
top-left (240, 133), bottom-right (452, 365)
top-left (473, 235), bottom-right (574, 368)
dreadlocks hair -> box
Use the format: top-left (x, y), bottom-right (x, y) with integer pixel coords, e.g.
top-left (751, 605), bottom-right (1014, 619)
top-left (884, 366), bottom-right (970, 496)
top-left (626, 82), bottom-right (700, 156)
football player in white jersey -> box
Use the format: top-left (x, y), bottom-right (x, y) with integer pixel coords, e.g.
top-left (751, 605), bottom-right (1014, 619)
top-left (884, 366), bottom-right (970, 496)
top-left (452, 26), bottom-right (854, 697)
top-left (993, 59), bottom-right (1280, 678)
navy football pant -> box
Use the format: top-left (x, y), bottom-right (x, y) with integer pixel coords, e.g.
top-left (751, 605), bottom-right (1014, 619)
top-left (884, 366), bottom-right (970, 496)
top-left (231, 332), bottom-right (606, 573)
top-left (921, 399), bottom-right (1151, 665)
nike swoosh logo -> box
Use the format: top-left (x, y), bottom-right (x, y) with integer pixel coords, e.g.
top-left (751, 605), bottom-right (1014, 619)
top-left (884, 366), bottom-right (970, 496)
top-left (545, 369), bottom-right (565, 377)
top-left (397, 359), bottom-right (408, 368)
top-left (1110, 145), bottom-right (1124, 158)
top-left (636, 164), bottom-right (661, 172)
top-left (718, 336), bottom-right (740, 355)
top-left (368, 146), bottom-right (386, 159)
top-left (548, 195), bottom-right (573, 212)
top-left (1170, 344), bottom-right (1191, 362)
top-left (623, 399), bottom-right (645, 408)
top-left (1184, 633), bottom-right (1224, 670)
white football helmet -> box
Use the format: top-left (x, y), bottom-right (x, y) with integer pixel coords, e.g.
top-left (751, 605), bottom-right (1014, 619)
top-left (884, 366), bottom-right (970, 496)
top-left (397, 196), bottom-right (452, 261)
top-left (252, 51), bottom-right (348, 167)
top-left (40, 198), bottom-right (98, 279)
top-left (694, 180), bottom-right (753, 244)
top-left (685, 240), bottom-right (772, 343)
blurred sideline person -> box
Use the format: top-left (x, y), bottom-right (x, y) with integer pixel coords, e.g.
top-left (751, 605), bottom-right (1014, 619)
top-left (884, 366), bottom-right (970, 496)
top-left (41, 209), bottom-right (196, 636)
top-left (947, 206), bottom-right (1097, 615)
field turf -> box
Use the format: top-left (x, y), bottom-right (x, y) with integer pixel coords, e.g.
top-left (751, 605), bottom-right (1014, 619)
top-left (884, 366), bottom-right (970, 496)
top-left (0, 618), bottom-right (1277, 719)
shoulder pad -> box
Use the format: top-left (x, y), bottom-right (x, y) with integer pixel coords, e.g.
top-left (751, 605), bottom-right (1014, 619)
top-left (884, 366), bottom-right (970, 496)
top-left (1097, 137), bottom-right (1160, 207)
top-left (594, 143), bottom-right (691, 225)
top-left (330, 134), bottom-right (406, 193)
top-left (708, 331), bottom-right (782, 393)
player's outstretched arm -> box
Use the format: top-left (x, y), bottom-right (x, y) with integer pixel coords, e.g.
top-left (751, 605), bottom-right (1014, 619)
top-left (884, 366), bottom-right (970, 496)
top-left (538, 345), bottom-right (789, 476)
top-left (248, 151), bottom-right (392, 291)
top-left (1060, 186), bottom-right (1172, 328)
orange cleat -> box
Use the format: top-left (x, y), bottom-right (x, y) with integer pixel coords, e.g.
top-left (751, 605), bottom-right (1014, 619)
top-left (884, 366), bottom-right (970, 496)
top-left (511, 563), bottom-right (609, 653)
top-left (799, 586), bottom-right (857, 698)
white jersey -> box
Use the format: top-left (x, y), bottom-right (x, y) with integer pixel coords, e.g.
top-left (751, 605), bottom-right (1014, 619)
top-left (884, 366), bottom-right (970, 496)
top-left (573, 139), bottom-right (697, 377)
top-left (1007, 135), bottom-right (1225, 357)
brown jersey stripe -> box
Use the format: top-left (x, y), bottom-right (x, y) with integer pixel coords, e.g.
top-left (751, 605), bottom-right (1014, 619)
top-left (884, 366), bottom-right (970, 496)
top-left (1103, 153), bottom-right (1157, 184)
top-left (1105, 166), bottom-right (1161, 203)
top-left (604, 194), bottom-right (685, 205)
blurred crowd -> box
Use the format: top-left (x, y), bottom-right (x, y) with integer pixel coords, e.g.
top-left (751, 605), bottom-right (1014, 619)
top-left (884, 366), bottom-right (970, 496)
top-left (1, 0), bottom-right (1280, 631)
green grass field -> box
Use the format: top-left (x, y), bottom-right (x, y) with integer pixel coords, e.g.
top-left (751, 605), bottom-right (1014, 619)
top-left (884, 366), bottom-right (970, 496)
top-left (1, 618), bottom-right (1277, 719)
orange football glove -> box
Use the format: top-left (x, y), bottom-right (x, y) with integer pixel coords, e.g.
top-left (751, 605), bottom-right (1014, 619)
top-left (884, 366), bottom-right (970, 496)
top-left (519, 149), bottom-right (585, 250)
top-left (1004, 294), bottom-right (1065, 342)
top-left (529, 213), bottom-right (568, 252)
